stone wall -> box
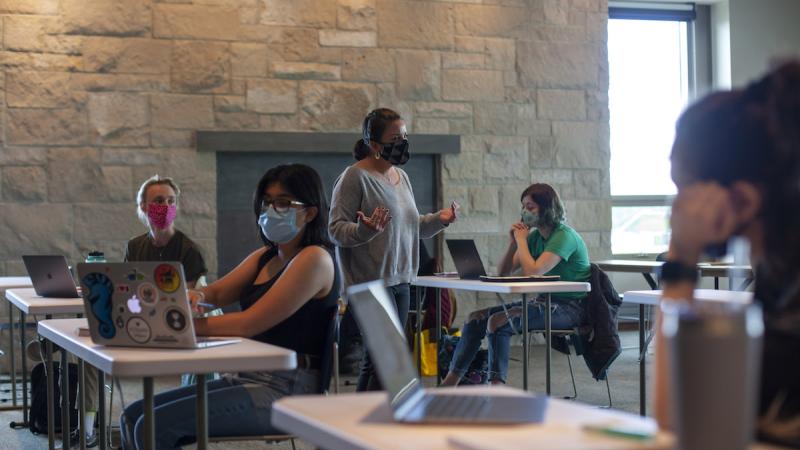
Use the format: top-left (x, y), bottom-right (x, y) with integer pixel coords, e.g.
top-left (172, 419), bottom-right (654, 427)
top-left (0, 0), bottom-right (610, 360)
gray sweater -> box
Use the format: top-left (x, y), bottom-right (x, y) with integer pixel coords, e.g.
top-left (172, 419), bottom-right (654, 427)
top-left (329, 165), bottom-right (446, 289)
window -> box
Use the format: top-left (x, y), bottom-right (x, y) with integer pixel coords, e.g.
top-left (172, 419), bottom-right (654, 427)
top-left (608, 3), bottom-right (697, 256)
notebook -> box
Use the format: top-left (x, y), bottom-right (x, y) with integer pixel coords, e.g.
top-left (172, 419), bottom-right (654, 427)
top-left (347, 280), bottom-right (547, 424)
top-left (76, 262), bottom-right (239, 349)
top-left (445, 240), bottom-right (560, 283)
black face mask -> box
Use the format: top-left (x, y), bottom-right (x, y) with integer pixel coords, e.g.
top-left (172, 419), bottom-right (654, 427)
top-left (378, 139), bottom-right (410, 165)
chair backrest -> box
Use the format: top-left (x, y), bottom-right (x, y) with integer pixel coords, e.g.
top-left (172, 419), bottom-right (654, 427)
top-left (317, 301), bottom-right (341, 394)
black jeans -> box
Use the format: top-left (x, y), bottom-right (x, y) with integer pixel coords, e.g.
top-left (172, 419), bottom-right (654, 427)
top-left (356, 283), bottom-right (410, 392)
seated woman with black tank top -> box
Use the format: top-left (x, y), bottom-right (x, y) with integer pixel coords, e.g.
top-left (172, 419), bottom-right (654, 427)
top-left (120, 164), bottom-right (340, 450)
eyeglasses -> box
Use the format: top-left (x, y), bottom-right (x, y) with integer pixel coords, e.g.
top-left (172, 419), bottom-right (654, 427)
top-left (261, 198), bottom-right (306, 214)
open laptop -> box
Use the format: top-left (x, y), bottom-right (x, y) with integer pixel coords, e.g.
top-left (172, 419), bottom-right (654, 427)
top-left (445, 240), bottom-right (560, 283)
top-left (347, 280), bottom-right (548, 424)
top-left (76, 261), bottom-right (239, 349)
top-left (22, 255), bottom-right (81, 298)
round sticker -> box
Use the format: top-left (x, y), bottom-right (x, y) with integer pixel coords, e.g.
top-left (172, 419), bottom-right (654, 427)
top-left (164, 308), bottom-right (188, 333)
top-left (126, 317), bottom-right (152, 344)
top-left (137, 282), bottom-right (158, 304)
top-left (154, 264), bottom-right (181, 293)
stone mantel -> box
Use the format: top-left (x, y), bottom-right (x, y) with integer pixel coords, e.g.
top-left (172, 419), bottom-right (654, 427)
top-left (196, 131), bottom-right (460, 154)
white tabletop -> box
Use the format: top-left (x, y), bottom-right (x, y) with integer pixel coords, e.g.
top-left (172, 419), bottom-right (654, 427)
top-left (594, 260), bottom-right (663, 273)
top-left (5, 287), bottom-right (85, 315)
top-left (413, 276), bottom-right (591, 295)
top-left (273, 386), bottom-right (673, 450)
top-left (623, 289), bottom-right (754, 307)
top-left (696, 263), bottom-right (753, 278)
top-left (0, 276), bottom-right (32, 292)
top-left (37, 318), bottom-right (297, 377)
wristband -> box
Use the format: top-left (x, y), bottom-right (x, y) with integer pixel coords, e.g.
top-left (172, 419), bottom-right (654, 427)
top-left (659, 261), bottom-right (698, 284)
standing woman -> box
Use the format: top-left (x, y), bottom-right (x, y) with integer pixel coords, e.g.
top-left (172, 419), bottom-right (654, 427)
top-left (329, 107), bottom-right (458, 391)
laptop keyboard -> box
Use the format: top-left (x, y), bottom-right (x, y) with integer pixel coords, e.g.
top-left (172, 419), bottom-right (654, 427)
top-left (422, 394), bottom-right (491, 421)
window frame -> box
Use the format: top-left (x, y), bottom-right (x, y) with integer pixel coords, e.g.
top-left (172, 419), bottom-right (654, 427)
top-left (608, 2), bottom-right (700, 258)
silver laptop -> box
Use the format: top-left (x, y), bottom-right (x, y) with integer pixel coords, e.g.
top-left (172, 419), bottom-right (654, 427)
top-left (445, 240), bottom-right (560, 283)
top-left (77, 262), bottom-right (239, 349)
top-left (22, 255), bottom-right (81, 298)
top-left (347, 280), bottom-right (548, 424)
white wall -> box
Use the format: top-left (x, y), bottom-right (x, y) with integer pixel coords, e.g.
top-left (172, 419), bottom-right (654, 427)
top-left (710, 0), bottom-right (731, 88)
top-left (728, 0), bottom-right (800, 86)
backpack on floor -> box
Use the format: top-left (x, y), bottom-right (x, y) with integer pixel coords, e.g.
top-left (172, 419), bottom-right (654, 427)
top-left (437, 334), bottom-right (488, 385)
top-left (29, 361), bottom-right (79, 435)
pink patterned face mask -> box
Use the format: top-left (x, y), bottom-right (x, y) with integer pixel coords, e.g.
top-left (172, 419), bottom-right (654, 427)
top-left (147, 203), bottom-right (177, 230)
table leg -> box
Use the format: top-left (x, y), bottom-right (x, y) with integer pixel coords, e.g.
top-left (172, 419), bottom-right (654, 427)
top-left (46, 340), bottom-right (55, 450)
top-left (714, 277), bottom-right (719, 290)
top-left (79, 360), bottom-right (86, 450)
top-left (143, 377), bottom-right (155, 450)
top-left (639, 304), bottom-right (646, 416)
top-left (21, 310), bottom-right (28, 425)
top-left (435, 288), bottom-right (441, 386)
top-left (415, 287), bottom-right (422, 374)
top-left (545, 294), bottom-right (552, 396)
top-left (196, 374), bottom-right (208, 450)
top-left (98, 369), bottom-right (106, 450)
top-left (60, 348), bottom-right (70, 449)
top-left (522, 294), bottom-right (528, 391)
top-left (643, 273), bottom-right (658, 290)
top-left (9, 303), bottom-right (17, 410)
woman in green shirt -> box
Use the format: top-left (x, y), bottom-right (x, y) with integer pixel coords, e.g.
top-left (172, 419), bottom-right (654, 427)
top-left (441, 183), bottom-right (590, 386)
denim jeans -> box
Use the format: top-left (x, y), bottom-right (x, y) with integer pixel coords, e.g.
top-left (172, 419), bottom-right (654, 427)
top-left (120, 369), bottom-right (318, 450)
top-left (356, 282), bottom-right (410, 392)
top-left (449, 298), bottom-right (583, 383)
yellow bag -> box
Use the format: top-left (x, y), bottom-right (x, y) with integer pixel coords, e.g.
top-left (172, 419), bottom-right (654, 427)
top-left (413, 329), bottom-right (438, 377)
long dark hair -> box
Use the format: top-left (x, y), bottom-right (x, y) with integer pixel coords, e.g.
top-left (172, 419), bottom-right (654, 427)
top-left (520, 183), bottom-right (565, 228)
top-left (353, 108), bottom-right (402, 160)
top-left (252, 164), bottom-right (332, 249)
top-left (671, 60), bottom-right (800, 280)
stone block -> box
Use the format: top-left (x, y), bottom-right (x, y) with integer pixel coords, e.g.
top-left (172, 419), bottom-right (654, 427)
top-left (102, 166), bottom-right (134, 202)
top-left (552, 121), bottom-right (608, 169)
top-left (2, 166), bottom-right (47, 202)
top-left (246, 79), bottom-right (298, 114)
top-left (514, 104), bottom-right (548, 136)
top-left (538, 89), bottom-right (586, 120)
top-left (231, 43), bottom-right (269, 77)
top-left (4, 15), bottom-right (81, 55)
top-left (154, 4), bottom-right (241, 40)
top-left (171, 41), bottom-right (230, 93)
top-left (151, 129), bottom-right (195, 148)
top-left (442, 150), bottom-right (482, 183)
top-left (468, 185), bottom-right (499, 215)
top-left (377, 0), bottom-right (453, 50)
top-left (1, 52), bottom-right (81, 72)
top-left (215, 111), bottom-right (261, 129)
top-left (530, 135), bottom-right (555, 168)
top-left (563, 199), bottom-right (611, 231)
top-left (214, 95), bottom-right (247, 113)
top-left (0, 204), bottom-right (75, 256)
top-left (46, 148), bottom-right (104, 203)
top-left (414, 102), bottom-right (472, 119)
top-left (6, 108), bottom-right (88, 146)
top-left (574, 169), bottom-right (603, 199)
top-left (81, 38), bottom-right (172, 74)
top-left (260, 114), bottom-right (302, 131)
top-left (447, 118), bottom-right (473, 134)
top-left (88, 92), bottom-right (149, 146)
top-left (517, 41), bottom-right (600, 88)
top-left (474, 103), bottom-right (515, 135)
top-left (261, 0), bottom-right (336, 27)
top-left (319, 30), bottom-right (376, 47)
top-left (441, 185), bottom-right (468, 215)
top-left (543, 0), bottom-right (569, 25)
top-left (442, 53), bottom-right (485, 70)
top-left (341, 48), bottom-right (395, 82)
top-left (395, 50), bottom-right (440, 101)
top-left (68, 73), bottom-right (171, 93)
top-left (586, 88), bottom-right (609, 121)
top-left (499, 184), bottom-right (531, 221)
top-left (150, 94), bottom-right (214, 129)
top-left (337, 0), bottom-right (376, 31)
top-left (442, 70), bottom-right (504, 101)
top-left (102, 149), bottom-right (162, 166)
top-left (0, 147), bottom-right (48, 166)
top-left (481, 136), bottom-right (529, 182)
top-left (413, 118), bottom-right (449, 134)
top-left (6, 71), bottom-right (74, 108)
top-left (0, 0), bottom-right (59, 14)
top-left (74, 204), bottom-right (142, 241)
top-left (530, 168), bottom-right (573, 185)
top-left (265, 28), bottom-right (341, 64)
top-left (455, 36), bottom-right (515, 70)
top-left (62, 0), bottom-right (151, 36)
top-left (455, 4), bottom-right (535, 38)
top-left (299, 81), bottom-right (374, 130)
top-left (271, 62), bottom-right (341, 80)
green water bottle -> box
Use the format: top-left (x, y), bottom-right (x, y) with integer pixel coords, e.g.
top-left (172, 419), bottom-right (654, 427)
top-left (86, 251), bottom-right (106, 263)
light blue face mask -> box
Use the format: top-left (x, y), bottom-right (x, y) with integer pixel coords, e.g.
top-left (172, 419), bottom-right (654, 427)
top-left (521, 209), bottom-right (539, 228)
top-left (258, 206), bottom-right (302, 244)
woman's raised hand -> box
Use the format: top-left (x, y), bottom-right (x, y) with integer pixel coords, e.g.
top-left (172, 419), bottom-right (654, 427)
top-left (357, 207), bottom-right (392, 232)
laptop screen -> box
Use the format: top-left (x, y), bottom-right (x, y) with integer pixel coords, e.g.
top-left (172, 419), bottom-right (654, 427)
top-left (347, 282), bottom-right (422, 408)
